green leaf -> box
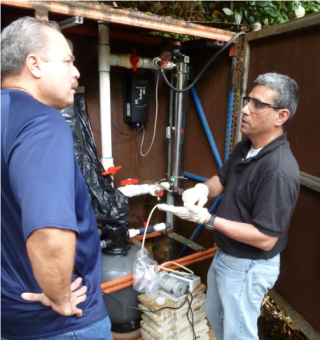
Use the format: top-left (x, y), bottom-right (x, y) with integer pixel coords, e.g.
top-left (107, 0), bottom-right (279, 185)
top-left (255, 13), bottom-right (263, 22)
top-left (256, 1), bottom-right (272, 7)
top-left (249, 15), bottom-right (255, 24)
top-left (209, 17), bottom-right (223, 23)
top-left (307, 4), bottom-right (320, 12)
top-left (288, 2), bottom-right (295, 13)
top-left (263, 7), bottom-right (280, 17)
top-left (222, 8), bottom-right (234, 16)
top-left (235, 11), bottom-right (242, 24)
top-left (293, 1), bottom-right (300, 10)
top-left (281, 11), bottom-right (289, 20)
top-left (163, 33), bottom-right (172, 38)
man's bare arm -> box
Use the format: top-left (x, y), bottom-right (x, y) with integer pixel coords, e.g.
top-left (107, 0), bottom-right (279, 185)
top-left (205, 175), bottom-right (225, 198)
top-left (213, 217), bottom-right (278, 251)
top-left (25, 227), bottom-right (86, 316)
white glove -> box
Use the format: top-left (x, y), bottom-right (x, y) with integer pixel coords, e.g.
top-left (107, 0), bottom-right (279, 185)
top-left (182, 183), bottom-right (209, 207)
top-left (158, 203), bottom-right (210, 224)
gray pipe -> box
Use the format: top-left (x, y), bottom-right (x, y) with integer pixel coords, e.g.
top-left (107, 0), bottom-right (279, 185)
top-left (172, 60), bottom-right (189, 193)
top-left (166, 71), bottom-right (175, 224)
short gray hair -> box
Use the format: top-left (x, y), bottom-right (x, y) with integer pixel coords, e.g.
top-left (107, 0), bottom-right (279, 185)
top-left (1, 16), bottom-right (61, 79)
top-left (254, 73), bottom-right (299, 130)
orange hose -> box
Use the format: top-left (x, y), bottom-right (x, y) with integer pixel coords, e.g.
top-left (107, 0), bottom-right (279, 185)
top-left (101, 246), bottom-right (217, 294)
top-left (135, 231), bottom-right (161, 241)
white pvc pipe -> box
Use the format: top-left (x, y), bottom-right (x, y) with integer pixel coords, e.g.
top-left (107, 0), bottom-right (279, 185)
top-left (98, 22), bottom-right (114, 171)
top-left (108, 55), bottom-right (172, 70)
top-left (118, 182), bottom-right (170, 198)
top-left (98, 24), bottom-right (176, 173)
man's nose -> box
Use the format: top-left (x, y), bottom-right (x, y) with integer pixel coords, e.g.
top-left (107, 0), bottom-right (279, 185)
top-left (73, 65), bottom-right (80, 79)
top-left (241, 103), bottom-right (250, 115)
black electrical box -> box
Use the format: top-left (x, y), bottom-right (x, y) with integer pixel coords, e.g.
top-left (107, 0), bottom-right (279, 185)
top-left (123, 75), bottom-right (149, 123)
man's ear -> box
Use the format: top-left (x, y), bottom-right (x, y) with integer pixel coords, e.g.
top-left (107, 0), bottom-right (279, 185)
top-left (275, 109), bottom-right (290, 127)
top-left (25, 54), bottom-right (43, 79)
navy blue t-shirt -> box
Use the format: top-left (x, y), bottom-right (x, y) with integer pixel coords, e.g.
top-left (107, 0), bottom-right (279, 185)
top-left (1, 89), bottom-right (108, 339)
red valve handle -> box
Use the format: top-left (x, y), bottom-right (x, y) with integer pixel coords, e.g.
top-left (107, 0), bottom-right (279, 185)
top-left (101, 165), bottom-right (122, 176)
top-left (161, 59), bottom-right (168, 67)
top-left (157, 190), bottom-right (164, 197)
top-left (120, 178), bottom-right (139, 186)
top-left (130, 48), bottom-right (139, 72)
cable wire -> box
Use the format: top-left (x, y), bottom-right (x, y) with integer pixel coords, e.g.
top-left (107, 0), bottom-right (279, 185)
top-left (103, 290), bottom-right (189, 313)
top-left (114, 122), bottom-right (144, 135)
top-left (187, 291), bottom-right (196, 340)
top-left (141, 204), bottom-right (160, 249)
top-left (140, 71), bottom-right (160, 157)
top-left (160, 31), bottom-right (246, 93)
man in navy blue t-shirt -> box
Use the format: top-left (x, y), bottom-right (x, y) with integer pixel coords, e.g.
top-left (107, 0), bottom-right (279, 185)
top-left (1, 17), bottom-right (112, 339)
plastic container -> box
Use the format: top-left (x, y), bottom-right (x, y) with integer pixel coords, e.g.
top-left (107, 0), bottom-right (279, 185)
top-left (146, 282), bottom-right (159, 299)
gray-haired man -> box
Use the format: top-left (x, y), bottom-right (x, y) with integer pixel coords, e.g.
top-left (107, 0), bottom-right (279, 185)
top-left (159, 73), bottom-right (300, 340)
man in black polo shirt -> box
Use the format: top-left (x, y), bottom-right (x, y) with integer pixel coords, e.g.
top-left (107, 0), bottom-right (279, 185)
top-left (159, 73), bottom-right (300, 340)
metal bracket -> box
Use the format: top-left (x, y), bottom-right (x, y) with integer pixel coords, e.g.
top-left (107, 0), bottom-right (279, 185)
top-left (300, 171), bottom-right (320, 192)
top-left (59, 16), bottom-right (83, 29)
top-left (162, 231), bottom-right (206, 252)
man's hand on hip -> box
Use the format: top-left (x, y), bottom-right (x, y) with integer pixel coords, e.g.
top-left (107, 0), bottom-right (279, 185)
top-left (21, 277), bottom-right (87, 317)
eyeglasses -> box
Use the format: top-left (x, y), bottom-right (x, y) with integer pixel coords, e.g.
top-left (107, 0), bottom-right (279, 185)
top-left (242, 96), bottom-right (283, 112)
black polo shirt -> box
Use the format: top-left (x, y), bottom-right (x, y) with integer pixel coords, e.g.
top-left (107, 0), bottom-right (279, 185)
top-left (215, 134), bottom-right (299, 259)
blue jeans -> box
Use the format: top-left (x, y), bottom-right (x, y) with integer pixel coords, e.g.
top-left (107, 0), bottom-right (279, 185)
top-left (205, 249), bottom-right (280, 340)
top-left (3, 315), bottom-right (113, 340)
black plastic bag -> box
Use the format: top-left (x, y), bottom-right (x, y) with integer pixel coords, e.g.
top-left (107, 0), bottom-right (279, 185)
top-left (61, 93), bottom-right (129, 224)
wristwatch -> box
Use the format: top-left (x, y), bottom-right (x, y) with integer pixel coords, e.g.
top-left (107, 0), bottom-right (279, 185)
top-left (205, 214), bottom-right (216, 230)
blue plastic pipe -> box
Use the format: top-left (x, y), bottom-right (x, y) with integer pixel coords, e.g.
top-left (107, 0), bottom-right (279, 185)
top-left (183, 172), bottom-right (208, 183)
top-left (174, 88), bottom-right (224, 259)
top-left (191, 87), bottom-right (223, 169)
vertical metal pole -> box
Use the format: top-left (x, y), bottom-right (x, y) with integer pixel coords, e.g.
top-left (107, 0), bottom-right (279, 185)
top-left (225, 57), bottom-right (237, 161)
top-left (172, 60), bottom-right (189, 193)
top-left (235, 36), bottom-right (250, 144)
top-left (166, 73), bottom-right (175, 260)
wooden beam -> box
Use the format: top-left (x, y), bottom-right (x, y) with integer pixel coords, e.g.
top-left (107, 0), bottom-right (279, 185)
top-left (246, 12), bottom-right (320, 42)
top-left (268, 289), bottom-right (320, 340)
top-left (1, 1), bottom-right (235, 42)
top-left (62, 25), bottom-right (181, 47)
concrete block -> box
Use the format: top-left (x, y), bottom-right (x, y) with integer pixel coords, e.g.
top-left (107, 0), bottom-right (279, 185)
top-left (141, 319), bottom-right (209, 340)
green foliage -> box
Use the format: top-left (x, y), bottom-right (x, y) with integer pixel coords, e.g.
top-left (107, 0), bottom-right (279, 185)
top-left (215, 1), bottom-right (320, 30)
top-left (149, 31), bottom-right (194, 42)
top-left (108, 1), bottom-right (320, 33)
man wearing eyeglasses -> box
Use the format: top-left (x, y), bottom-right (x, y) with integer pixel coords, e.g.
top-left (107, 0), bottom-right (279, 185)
top-left (158, 73), bottom-right (300, 340)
